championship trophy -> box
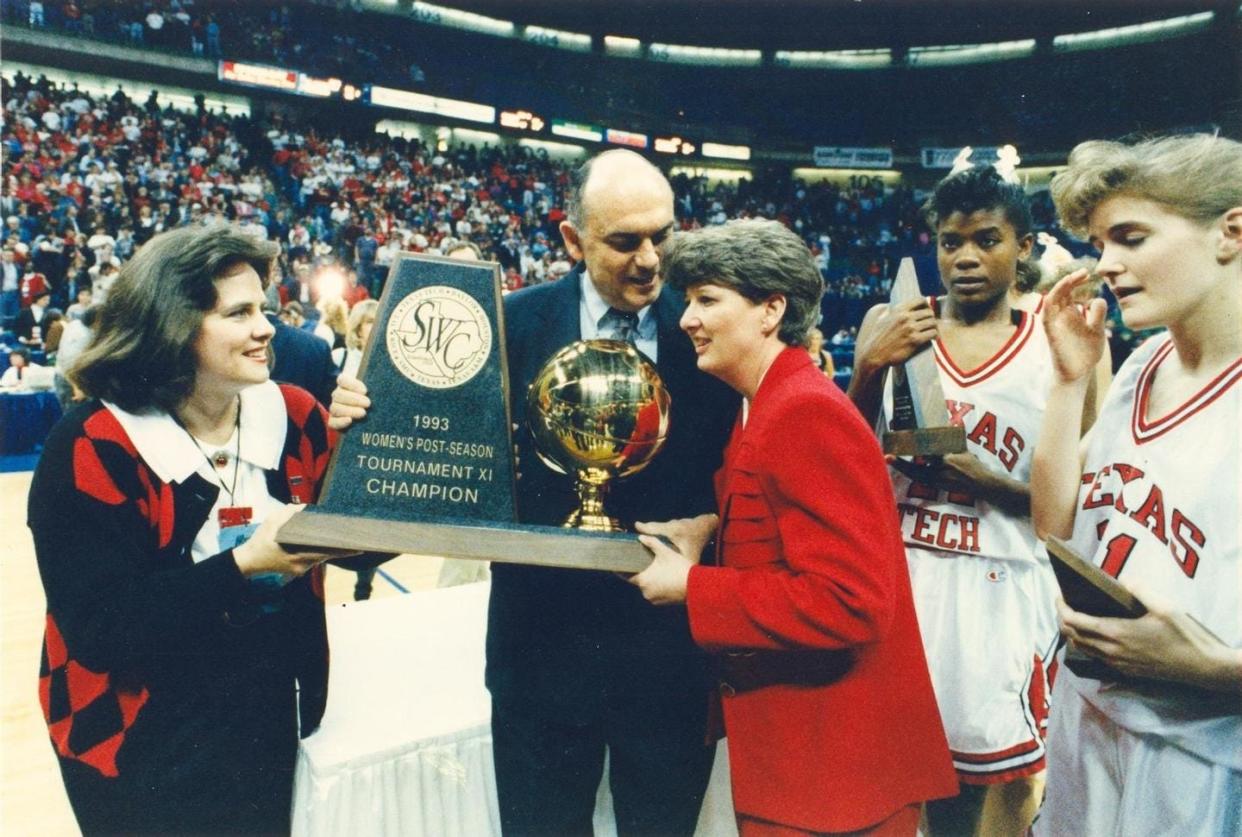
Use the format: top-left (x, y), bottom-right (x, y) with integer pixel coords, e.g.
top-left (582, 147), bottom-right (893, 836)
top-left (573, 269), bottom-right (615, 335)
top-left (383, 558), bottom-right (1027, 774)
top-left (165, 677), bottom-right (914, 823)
top-left (277, 253), bottom-right (662, 572)
top-left (882, 258), bottom-right (967, 456)
top-left (526, 339), bottom-right (671, 532)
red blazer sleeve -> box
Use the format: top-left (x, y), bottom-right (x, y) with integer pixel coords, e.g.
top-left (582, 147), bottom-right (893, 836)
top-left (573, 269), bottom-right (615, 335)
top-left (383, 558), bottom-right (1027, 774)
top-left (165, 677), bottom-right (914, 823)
top-left (687, 371), bottom-right (902, 652)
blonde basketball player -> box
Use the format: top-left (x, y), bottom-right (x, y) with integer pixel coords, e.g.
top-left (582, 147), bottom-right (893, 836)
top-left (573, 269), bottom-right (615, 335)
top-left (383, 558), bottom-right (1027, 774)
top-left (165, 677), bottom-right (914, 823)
top-left (1032, 133), bottom-right (1242, 836)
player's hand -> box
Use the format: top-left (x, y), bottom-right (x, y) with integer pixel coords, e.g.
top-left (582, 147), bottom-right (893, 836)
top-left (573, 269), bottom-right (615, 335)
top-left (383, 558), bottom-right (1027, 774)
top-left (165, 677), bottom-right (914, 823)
top-left (329, 373), bottom-right (370, 431)
top-left (631, 533), bottom-right (696, 606)
top-left (889, 453), bottom-right (1028, 516)
top-left (854, 298), bottom-right (937, 372)
top-left (1058, 585), bottom-right (1242, 693)
top-left (935, 452), bottom-right (991, 491)
top-left (1043, 269), bottom-right (1107, 385)
top-left (888, 452), bottom-right (988, 493)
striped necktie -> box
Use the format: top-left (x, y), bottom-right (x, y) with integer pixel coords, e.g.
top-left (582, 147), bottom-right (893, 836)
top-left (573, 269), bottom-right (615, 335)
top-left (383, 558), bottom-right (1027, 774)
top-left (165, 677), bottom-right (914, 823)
top-left (600, 307), bottom-right (639, 345)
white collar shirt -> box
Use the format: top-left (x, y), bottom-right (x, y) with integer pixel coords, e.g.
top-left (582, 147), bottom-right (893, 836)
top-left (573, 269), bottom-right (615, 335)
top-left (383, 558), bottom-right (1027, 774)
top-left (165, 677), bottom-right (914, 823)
top-left (104, 381), bottom-right (288, 563)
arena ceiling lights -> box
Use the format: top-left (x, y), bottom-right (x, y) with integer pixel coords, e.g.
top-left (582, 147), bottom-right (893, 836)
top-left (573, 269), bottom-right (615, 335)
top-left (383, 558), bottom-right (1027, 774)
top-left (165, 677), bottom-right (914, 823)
top-left (523, 25), bottom-right (591, 52)
top-left (403, 4), bottom-right (1225, 67)
top-left (1052, 12), bottom-right (1215, 53)
top-left (774, 49), bottom-right (892, 70)
top-left (906, 39), bottom-right (1036, 67)
top-left (410, 1), bottom-right (515, 37)
top-left (647, 43), bottom-right (763, 67)
top-left (603, 36), bottom-right (643, 59)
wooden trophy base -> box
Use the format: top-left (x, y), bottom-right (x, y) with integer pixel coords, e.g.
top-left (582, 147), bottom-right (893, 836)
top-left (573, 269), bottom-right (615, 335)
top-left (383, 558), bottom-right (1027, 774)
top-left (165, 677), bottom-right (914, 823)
top-left (882, 426), bottom-right (968, 457)
top-left (278, 508), bottom-right (654, 573)
top-left (1045, 535), bottom-right (1147, 620)
top-left (1048, 535), bottom-right (1145, 682)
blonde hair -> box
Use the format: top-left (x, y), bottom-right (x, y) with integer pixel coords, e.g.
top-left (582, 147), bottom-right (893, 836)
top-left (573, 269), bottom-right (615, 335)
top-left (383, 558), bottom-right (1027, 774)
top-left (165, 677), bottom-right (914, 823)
top-left (318, 296), bottom-right (349, 336)
top-left (346, 299), bottom-right (379, 350)
top-left (1051, 134), bottom-right (1242, 237)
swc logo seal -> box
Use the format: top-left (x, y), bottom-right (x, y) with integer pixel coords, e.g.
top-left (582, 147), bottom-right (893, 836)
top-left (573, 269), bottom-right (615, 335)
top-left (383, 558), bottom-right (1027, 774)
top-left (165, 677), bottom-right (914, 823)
top-left (386, 286), bottom-right (492, 389)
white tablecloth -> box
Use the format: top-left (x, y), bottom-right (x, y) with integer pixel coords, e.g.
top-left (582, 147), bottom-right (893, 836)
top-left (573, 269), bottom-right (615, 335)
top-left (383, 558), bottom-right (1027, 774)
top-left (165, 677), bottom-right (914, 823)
top-left (292, 581), bottom-right (736, 836)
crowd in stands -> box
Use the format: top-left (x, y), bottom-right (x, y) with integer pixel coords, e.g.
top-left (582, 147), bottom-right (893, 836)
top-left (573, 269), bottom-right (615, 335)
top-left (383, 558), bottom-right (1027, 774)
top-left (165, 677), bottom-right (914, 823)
top-left (3, 0), bottom-right (418, 91)
top-left (4, 69), bottom-right (1117, 401)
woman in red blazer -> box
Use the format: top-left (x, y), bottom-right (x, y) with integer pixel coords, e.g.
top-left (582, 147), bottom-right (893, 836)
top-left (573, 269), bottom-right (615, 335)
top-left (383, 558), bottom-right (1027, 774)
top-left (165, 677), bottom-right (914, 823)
top-left (634, 219), bottom-right (956, 835)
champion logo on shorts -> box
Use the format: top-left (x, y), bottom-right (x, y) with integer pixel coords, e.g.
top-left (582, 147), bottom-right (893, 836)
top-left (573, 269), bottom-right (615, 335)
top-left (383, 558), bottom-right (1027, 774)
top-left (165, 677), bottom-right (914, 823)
top-left (986, 568), bottom-right (1008, 582)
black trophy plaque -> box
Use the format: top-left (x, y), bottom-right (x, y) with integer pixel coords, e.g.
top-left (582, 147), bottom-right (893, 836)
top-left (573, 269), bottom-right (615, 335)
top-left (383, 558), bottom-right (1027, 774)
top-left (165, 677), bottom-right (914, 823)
top-left (882, 258), bottom-right (968, 457)
top-left (276, 253), bottom-right (655, 572)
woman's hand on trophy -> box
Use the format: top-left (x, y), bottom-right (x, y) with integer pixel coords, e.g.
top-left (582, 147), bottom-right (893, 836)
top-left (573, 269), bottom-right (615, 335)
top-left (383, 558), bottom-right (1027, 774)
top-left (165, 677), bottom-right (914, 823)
top-left (636, 514), bottom-right (718, 561)
top-left (631, 533), bottom-right (695, 606)
top-left (630, 515), bottom-right (717, 605)
top-left (854, 297), bottom-right (938, 372)
top-left (232, 504), bottom-right (353, 578)
top-left (329, 373), bottom-right (371, 431)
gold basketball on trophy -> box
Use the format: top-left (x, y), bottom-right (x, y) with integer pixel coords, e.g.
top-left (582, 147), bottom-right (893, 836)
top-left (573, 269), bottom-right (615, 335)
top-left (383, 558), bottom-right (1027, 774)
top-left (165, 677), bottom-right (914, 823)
top-left (526, 339), bottom-right (671, 532)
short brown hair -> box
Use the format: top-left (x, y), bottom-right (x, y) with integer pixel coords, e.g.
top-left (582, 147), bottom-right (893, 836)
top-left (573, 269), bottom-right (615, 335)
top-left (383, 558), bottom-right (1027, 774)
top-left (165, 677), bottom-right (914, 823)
top-left (71, 225), bottom-right (278, 412)
top-left (663, 219), bottom-right (823, 346)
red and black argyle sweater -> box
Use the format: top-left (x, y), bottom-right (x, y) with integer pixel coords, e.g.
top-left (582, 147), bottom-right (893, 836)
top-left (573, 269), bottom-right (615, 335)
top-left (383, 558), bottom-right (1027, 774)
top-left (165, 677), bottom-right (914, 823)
top-left (28, 385), bottom-right (333, 779)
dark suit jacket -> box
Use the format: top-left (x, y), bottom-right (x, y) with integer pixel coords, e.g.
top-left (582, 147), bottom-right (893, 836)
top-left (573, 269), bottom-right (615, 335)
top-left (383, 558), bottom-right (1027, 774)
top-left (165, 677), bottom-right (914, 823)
top-left (488, 266), bottom-right (738, 726)
top-left (14, 305), bottom-right (46, 341)
top-left (268, 315), bottom-right (336, 407)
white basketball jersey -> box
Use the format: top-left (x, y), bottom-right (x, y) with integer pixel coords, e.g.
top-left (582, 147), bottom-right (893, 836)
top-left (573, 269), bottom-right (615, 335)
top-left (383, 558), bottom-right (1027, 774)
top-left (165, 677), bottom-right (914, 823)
top-left (1062, 334), bottom-right (1242, 769)
top-left (885, 305), bottom-right (1052, 564)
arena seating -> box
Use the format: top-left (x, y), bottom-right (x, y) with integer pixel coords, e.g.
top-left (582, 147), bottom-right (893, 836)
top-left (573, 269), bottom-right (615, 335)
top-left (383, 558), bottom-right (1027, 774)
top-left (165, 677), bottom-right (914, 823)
top-left (1, 68), bottom-right (975, 354)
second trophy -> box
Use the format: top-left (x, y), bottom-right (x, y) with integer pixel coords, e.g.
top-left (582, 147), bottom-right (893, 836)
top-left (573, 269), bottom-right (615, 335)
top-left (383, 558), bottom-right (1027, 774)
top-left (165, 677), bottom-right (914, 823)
top-left (526, 339), bottom-right (671, 532)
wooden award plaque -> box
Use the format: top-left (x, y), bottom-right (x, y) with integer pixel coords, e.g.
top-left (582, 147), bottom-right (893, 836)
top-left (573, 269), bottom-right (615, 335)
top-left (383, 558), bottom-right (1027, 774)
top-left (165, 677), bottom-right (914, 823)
top-left (882, 258), bottom-right (967, 457)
